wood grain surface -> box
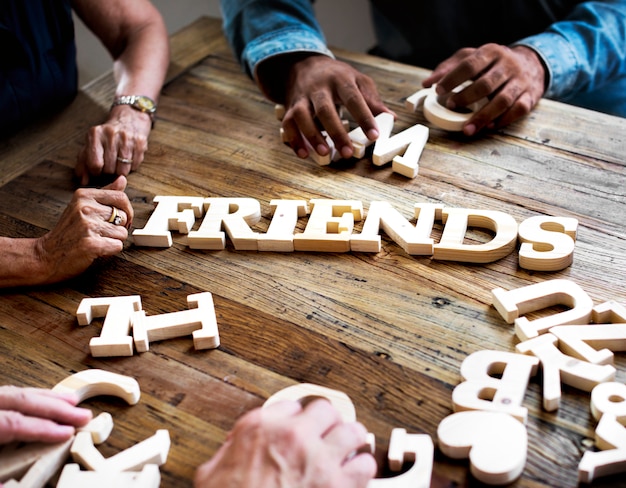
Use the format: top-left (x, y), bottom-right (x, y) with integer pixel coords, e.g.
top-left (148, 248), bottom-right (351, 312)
top-left (1, 16), bottom-right (625, 487)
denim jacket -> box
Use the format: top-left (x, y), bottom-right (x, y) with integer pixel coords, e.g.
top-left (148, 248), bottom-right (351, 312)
top-left (220, 0), bottom-right (626, 116)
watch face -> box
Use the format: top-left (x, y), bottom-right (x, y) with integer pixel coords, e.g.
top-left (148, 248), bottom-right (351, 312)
top-left (136, 96), bottom-right (156, 113)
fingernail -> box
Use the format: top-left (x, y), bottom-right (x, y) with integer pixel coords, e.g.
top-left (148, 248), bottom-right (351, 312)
top-left (296, 148), bottom-right (308, 159)
top-left (340, 146), bottom-right (353, 159)
top-left (366, 128), bottom-right (379, 140)
top-left (464, 124), bottom-right (476, 136)
top-left (316, 144), bottom-right (329, 156)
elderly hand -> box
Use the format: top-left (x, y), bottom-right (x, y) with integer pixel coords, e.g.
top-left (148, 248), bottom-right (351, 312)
top-left (0, 386), bottom-right (92, 444)
top-left (34, 175), bottom-right (134, 284)
top-left (423, 44), bottom-right (547, 136)
top-left (75, 105), bottom-right (152, 185)
top-left (194, 399), bottom-right (376, 488)
top-left (264, 54), bottom-right (392, 160)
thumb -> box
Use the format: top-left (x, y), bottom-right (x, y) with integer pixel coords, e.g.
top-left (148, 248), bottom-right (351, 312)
top-left (103, 175), bottom-right (128, 191)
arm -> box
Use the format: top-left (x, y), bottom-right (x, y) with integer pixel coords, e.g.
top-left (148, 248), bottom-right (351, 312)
top-left (0, 387), bottom-right (92, 444)
top-left (423, 1), bottom-right (626, 135)
top-left (72, 0), bottom-right (170, 185)
top-left (221, 0), bottom-right (390, 159)
top-left (194, 399), bottom-right (376, 488)
top-left (0, 176), bottom-right (133, 288)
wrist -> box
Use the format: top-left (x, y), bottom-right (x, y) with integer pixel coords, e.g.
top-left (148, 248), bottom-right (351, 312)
top-left (512, 45), bottom-right (548, 94)
top-left (111, 95), bottom-right (157, 127)
top-left (257, 52), bottom-right (329, 103)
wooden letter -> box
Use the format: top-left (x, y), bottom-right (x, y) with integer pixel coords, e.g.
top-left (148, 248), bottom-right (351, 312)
top-left (132, 196), bottom-right (205, 247)
top-left (257, 200), bottom-right (309, 252)
top-left (491, 279), bottom-right (594, 341)
top-left (52, 369), bottom-right (141, 405)
top-left (71, 429), bottom-right (170, 472)
top-left (433, 208), bottom-right (518, 263)
top-left (188, 198), bottom-right (261, 250)
top-left (133, 292), bottom-right (220, 352)
top-left (368, 429), bottom-right (433, 488)
top-left (451, 350), bottom-right (538, 423)
top-left (517, 216), bottom-right (578, 271)
top-left (350, 202), bottom-right (442, 255)
top-left (550, 324), bottom-right (626, 365)
top-left (293, 200), bottom-right (363, 252)
top-left (57, 464), bottom-right (160, 488)
top-left (593, 300), bottom-right (626, 324)
top-left (516, 333), bottom-right (615, 411)
top-left (579, 382), bottom-right (626, 483)
top-left (437, 411), bottom-right (527, 485)
top-left (371, 112), bottom-right (428, 178)
top-left (349, 113), bottom-right (390, 158)
top-left (76, 296), bottom-right (142, 357)
top-left (264, 383), bottom-right (356, 422)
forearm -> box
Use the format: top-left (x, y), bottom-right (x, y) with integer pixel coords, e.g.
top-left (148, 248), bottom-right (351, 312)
top-left (515, 1), bottom-right (626, 99)
top-left (220, 0), bottom-right (331, 84)
top-left (0, 237), bottom-right (49, 288)
top-left (112, 19), bottom-right (169, 102)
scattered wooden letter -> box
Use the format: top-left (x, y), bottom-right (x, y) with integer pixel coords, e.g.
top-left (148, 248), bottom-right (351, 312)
top-left (579, 382), bottom-right (626, 483)
top-left (368, 428), bottom-right (433, 488)
top-left (56, 464), bottom-right (160, 488)
top-left (491, 279), bottom-right (594, 341)
top-left (76, 296), bottom-right (142, 357)
top-left (52, 369), bottom-right (141, 405)
top-left (451, 350), bottom-right (538, 423)
top-left (132, 292), bottom-right (220, 352)
top-left (516, 333), bottom-right (615, 411)
top-left (437, 411), bottom-right (527, 485)
top-left (264, 383), bottom-right (357, 422)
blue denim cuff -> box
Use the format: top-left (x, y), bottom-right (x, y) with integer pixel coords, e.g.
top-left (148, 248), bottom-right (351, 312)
top-left (242, 26), bottom-right (334, 81)
top-left (515, 33), bottom-right (579, 100)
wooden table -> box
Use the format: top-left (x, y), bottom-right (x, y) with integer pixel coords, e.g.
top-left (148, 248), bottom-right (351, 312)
top-left (1, 16), bottom-right (626, 487)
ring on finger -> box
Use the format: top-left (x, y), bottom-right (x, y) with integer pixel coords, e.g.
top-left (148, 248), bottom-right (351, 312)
top-left (108, 206), bottom-right (123, 226)
top-left (116, 156), bottom-right (133, 164)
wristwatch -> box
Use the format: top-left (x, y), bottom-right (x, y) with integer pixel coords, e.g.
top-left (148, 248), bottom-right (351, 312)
top-left (111, 95), bottom-right (157, 124)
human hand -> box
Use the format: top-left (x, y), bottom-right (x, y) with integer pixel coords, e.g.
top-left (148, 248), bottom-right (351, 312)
top-left (75, 105), bottom-right (152, 185)
top-left (35, 175), bottom-right (134, 284)
top-left (276, 54), bottom-right (392, 160)
top-left (0, 386), bottom-right (92, 444)
top-left (194, 399), bottom-right (376, 488)
top-left (423, 44), bottom-right (546, 136)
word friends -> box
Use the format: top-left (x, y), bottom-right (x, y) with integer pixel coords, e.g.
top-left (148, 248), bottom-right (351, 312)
top-left (132, 197), bottom-right (578, 272)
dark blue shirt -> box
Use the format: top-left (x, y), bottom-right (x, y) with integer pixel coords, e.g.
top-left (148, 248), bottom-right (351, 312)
top-left (0, 0), bottom-right (77, 136)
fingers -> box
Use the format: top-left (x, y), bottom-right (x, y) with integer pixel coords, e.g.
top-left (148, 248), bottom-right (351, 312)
top-left (75, 108), bottom-right (150, 185)
top-left (281, 56), bottom-right (390, 160)
top-left (424, 43), bottom-right (545, 135)
top-left (0, 386), bottom-right (92, 444)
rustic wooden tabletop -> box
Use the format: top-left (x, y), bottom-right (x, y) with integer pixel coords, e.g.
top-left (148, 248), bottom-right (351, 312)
top-left (1, 16), bottom-right (625, 487)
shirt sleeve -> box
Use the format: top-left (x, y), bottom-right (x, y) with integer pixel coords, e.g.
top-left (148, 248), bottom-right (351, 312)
top-left (514, 0), bottom-right (626, 100)
top-left (220, 0), bottom-right (334, 82)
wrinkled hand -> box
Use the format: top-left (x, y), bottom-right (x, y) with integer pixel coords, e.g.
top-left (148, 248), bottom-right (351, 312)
top-left (194, 399), bottom-right (376, 488)
top-left (277, 54), bottom-right (392, 159)
top-left (423, 44), bottom-right (546, 136)
top-left (35, 175), bottom-right (134, 284)
top-left (0, 386), bottom-right (92, 444)
top-left (76, 106), bottom-right (152, 185)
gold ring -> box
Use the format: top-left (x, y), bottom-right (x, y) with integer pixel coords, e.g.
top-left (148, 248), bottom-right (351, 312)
top-left (108, 206), bottom-right (122, 225)
top-left (117, 156), bottom-right (132, 164)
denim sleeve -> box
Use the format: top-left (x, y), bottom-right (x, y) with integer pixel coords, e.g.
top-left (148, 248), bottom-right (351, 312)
top-left (220, 0), bottom-right (334, 80)
top-left (514, 0), bottom-right (626, 100)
